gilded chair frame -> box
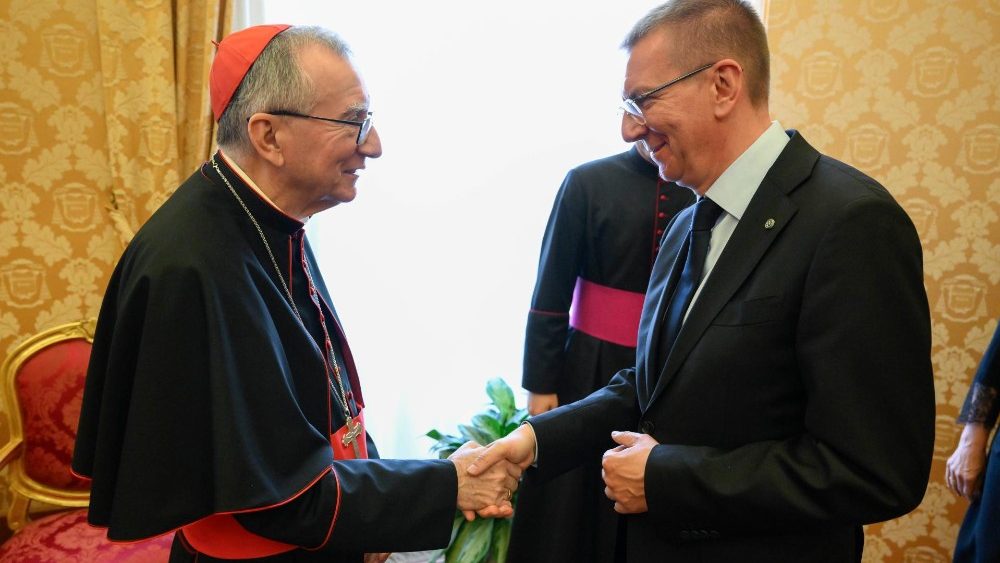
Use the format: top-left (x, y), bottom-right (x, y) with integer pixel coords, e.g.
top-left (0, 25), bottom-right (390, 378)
top-left (0, 319), bottom-right (96, 531)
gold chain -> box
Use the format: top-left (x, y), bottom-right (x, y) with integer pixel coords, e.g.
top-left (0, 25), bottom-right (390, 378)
top-left (211, 159), bottom-right (353, 419)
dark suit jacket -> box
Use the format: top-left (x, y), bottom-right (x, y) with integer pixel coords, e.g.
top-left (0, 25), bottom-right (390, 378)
top-left (528, 131), bottom-right (935, 563)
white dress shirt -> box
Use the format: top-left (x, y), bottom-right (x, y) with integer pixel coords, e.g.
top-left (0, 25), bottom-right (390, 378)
top-left (684, 121), bottom-right (790, 322)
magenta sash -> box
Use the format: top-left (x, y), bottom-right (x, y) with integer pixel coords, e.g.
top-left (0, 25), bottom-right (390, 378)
top-left (569, 278), bottom-right (645, 347)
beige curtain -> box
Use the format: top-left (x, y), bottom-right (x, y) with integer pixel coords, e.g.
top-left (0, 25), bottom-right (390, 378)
top-left (767, 0), bottom-right (1000, 560)
top-left (0, 0), bottom-right (231, 518)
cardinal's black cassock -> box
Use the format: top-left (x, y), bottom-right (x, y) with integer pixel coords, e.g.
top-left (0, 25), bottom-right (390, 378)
top-left (74, 152), bottom-right (456, 562)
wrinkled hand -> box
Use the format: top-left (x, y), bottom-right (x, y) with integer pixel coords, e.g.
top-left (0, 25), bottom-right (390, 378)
top-left (364, 553), bottom-right (390, 563)
top-left (603, 431), bottom-right (657, 514)
top-left (946, 423), bottom-right (988, 500)
top-left (450, 441), bottom-right (521, 521)
top-left (527, 392), bottom-right (559, 416)
top-left (462, 424), bottom-right (537, 520)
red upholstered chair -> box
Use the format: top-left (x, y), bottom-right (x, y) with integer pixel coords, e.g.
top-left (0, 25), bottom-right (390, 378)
top-left (0, 319), bottom-right (173, 562)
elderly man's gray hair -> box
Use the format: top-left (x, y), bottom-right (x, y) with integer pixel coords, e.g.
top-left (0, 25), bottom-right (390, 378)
top-left (216, 26), bottom-right (351, 155)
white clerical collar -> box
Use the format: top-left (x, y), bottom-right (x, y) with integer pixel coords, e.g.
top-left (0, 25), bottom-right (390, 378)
top-left (217, 150), bottom-right (310, 224)
top-left (218, 150), bottom-right (278, 207)
top-left (703, 121), bottom-right (789, 221)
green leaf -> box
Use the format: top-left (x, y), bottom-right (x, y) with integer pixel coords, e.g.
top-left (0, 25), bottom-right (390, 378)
top-left (502, 411), bottom-right (528, 437)
top-left (485, 378), bottom-right (516, 419)
top-left (434, 445), bottom-right (462, 457)
top-left (427, 428), bottom-right (463, 444)
top-left (428, 428), bottom-right (464, 454)
top-left (446, 517), bottom-right (494, 563)
top-left (458, 424), bottom-right (495, 447)
top-left (470, 413), bottom-right (503, 443)
top-left (430, 435), bottom-right (465, 449)
top-left (443, 520), bottom-right (464, 562)
top-left (490, 518), bottom-right (512, 563)
top-left (446, 511), bottom-right (465, 543)
top-left (507, 408), bottom-right (529, 426)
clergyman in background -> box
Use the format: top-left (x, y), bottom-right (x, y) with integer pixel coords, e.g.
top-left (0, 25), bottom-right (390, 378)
top-left (512, 142), bottom-right (692, 562)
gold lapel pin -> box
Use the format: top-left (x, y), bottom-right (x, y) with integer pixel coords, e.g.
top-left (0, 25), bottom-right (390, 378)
top-left (764, 218), bottom-right (776, 229)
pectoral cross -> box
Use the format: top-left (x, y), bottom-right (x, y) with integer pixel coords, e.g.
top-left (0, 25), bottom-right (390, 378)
top-left (342, 416), bottom-right (363, 458)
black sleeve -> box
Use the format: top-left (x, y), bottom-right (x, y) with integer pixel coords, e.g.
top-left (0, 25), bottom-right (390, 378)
top-left (523, 171), bottom-right (587, 393)
top-left (235, 459), bottom-right (457, 553)
top-left (957, 323), bottom-right (1000, 428)
top-left (234, 471), bottom-right (340, 548)
top-left (529, 367), bottom-right (642, 480)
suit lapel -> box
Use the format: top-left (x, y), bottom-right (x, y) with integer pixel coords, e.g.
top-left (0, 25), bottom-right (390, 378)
top-left (645, 132), bottom-right (819, 407)
top-left (636, 209), bottom-right (692, 411)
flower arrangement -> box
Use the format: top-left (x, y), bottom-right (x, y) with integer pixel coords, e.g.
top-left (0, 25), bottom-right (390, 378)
top-left (426, 378), bottom-right (528, 563)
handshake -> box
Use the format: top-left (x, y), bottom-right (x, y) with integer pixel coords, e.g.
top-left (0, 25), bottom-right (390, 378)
top-left (447, 425), bottom-right (538, 520)
top-left (449, 424), bottom-right (660, 517)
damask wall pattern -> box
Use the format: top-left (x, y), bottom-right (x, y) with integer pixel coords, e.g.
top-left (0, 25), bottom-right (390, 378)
top-left (0, 0), bottom-right (228, 518)
top-left (767, 0), bottom-right (999, 560)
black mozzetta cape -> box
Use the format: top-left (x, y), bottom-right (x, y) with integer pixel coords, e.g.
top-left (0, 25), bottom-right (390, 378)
top-left (73, 154), bottom-right (455, 559)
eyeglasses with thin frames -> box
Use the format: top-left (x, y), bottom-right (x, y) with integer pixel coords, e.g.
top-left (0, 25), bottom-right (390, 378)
top-left (264, 110), bottom-right (374, 145)
top-left (620, 62), bottom-right (716, 125)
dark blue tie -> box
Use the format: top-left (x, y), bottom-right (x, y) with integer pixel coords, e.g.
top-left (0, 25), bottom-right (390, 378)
top-left (656, 197), bottom-right (725, 366)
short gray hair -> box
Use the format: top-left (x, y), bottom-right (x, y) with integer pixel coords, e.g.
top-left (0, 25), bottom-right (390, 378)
top-left (216, 26), bottom-right (351, 155)
top-left (622, 0), bottom-right (770, 107)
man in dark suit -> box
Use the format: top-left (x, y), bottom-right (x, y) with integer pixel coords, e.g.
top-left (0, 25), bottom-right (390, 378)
top-left (469, 1), bottom-right (935, 561)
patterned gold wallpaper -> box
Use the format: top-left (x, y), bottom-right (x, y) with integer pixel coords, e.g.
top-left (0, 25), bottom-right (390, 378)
top-left (0, 0), bottom-right (227, 516)
top-left (767, 0), bottom-right (999, 560)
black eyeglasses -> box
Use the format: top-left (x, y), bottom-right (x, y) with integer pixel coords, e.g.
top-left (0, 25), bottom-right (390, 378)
top-left (620, 62), bottom-right (716, 125)
top-left (265, 110), bottom-right (374, 145)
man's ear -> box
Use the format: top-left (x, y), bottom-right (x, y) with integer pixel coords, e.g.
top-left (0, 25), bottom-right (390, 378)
top-left (712, 59), bottom-right (743, 119)
top-left (247, 113), bottom-right (285, 167)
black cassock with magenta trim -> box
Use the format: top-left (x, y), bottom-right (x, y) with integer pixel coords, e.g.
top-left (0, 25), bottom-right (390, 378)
top-left (513, 146), bottom-right (694, 563)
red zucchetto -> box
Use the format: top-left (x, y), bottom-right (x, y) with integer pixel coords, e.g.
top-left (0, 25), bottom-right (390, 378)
top-left (209, 24), bottom-right (292, 121)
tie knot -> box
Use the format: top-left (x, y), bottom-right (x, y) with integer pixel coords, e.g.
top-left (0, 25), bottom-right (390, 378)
top-left (692, 197), bottom-right (723, 232)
